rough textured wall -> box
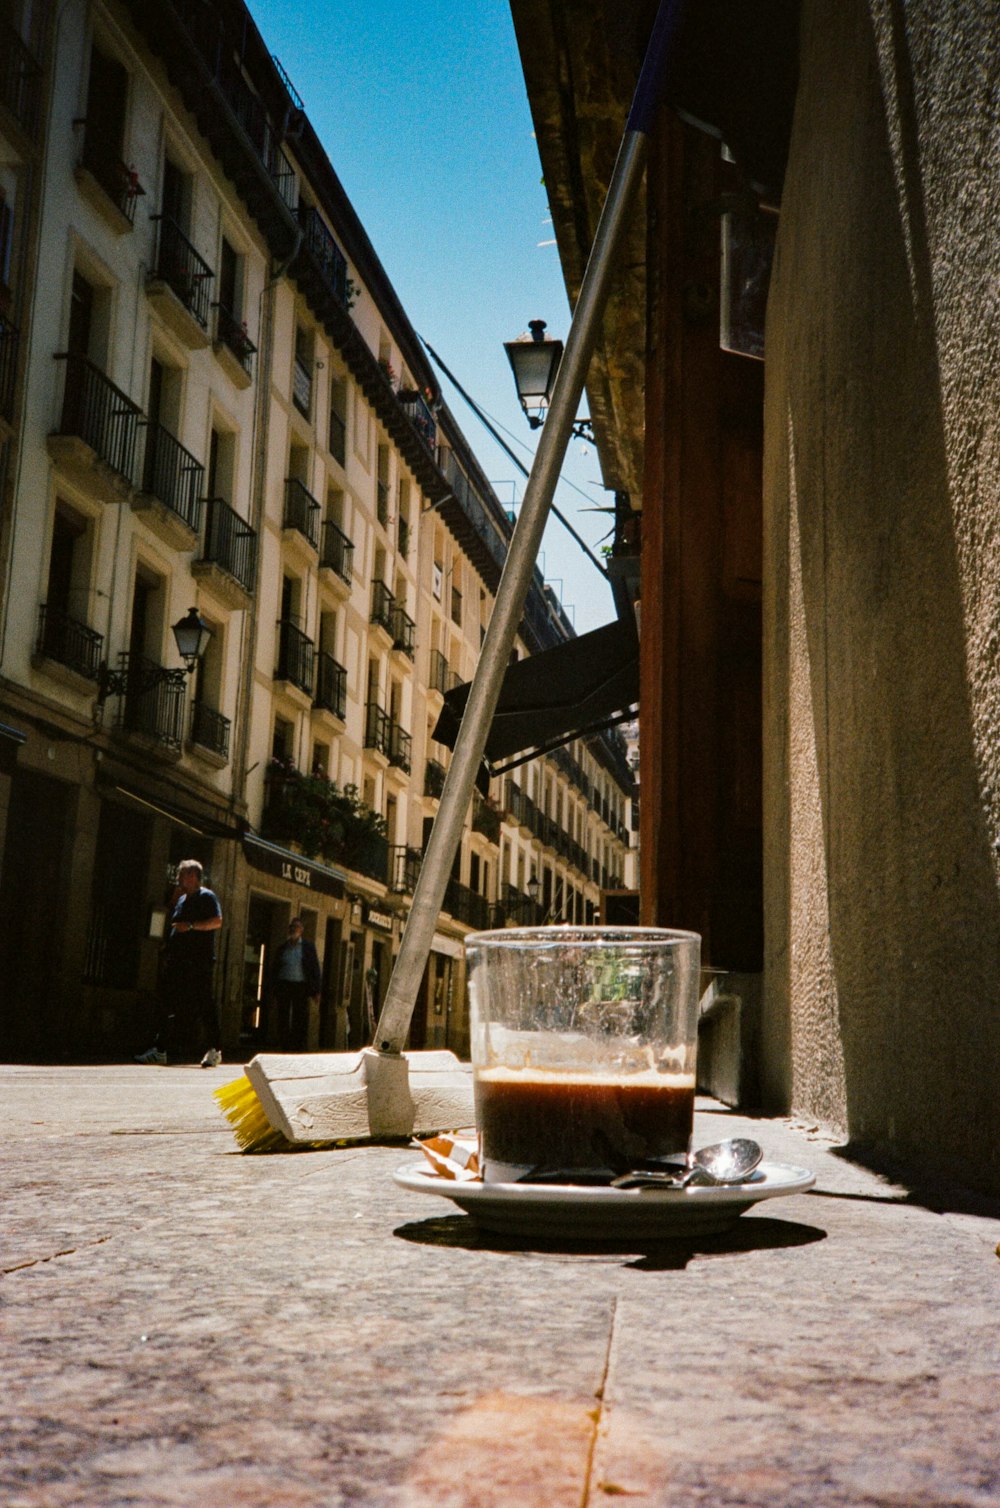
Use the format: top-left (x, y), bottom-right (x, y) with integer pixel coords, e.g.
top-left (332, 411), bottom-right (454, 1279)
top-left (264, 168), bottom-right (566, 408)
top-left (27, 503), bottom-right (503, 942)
top-left (762, 0), bottom-right (1000, 1191)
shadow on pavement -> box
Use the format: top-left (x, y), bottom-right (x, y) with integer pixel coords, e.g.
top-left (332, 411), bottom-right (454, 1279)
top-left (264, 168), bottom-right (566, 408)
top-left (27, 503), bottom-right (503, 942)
top-left (393, 1213), bottom-right (826, 1269)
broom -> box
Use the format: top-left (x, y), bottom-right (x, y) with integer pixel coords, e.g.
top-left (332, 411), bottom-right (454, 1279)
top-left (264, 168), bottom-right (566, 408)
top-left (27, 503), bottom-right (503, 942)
top-left (215, 0), bottom-right (683, 1152)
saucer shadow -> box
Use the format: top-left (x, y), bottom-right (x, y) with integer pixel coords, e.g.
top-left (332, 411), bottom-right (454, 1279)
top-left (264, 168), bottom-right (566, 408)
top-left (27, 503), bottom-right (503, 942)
top-left (393, 1213), bottom-right (826, 1268)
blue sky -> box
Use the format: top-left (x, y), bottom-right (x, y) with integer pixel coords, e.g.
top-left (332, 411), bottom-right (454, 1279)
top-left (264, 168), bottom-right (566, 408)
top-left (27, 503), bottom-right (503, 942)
top-left (246, 0), bottom-right (618, 634)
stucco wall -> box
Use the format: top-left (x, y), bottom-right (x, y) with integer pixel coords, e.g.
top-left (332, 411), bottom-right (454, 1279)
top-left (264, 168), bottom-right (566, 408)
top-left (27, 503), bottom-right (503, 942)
top-left (762, 0), bottom-right (1000, 1190)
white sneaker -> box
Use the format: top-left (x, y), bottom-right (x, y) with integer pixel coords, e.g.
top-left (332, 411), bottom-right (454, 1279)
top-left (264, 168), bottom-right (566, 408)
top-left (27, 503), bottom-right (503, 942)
top-left (135, 1047), bottom-right (167, 1066)
top-left (200, 1048), bottom-right (222, 1068)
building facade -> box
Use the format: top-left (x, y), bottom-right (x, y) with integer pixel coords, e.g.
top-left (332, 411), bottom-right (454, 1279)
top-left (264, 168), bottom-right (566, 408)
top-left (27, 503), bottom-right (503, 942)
top-left (0, 0), bottom-right (634, 1062)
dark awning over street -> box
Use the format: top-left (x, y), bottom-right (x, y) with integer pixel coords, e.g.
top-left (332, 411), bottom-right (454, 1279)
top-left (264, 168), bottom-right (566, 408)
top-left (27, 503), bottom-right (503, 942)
top-left (432, 618), bottom-right (638, 776)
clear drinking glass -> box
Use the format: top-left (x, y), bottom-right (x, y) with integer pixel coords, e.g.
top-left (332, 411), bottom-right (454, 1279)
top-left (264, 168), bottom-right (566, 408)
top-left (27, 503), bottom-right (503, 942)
top-left (465, 926), bottom-right (702, 1183)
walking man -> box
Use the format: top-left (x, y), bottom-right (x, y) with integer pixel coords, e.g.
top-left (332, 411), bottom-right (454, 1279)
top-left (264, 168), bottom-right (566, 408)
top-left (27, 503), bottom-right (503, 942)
top-left (136, 859), bottom-right (223, 1066)
top-left (270, 916), bottom-right (321, 1051)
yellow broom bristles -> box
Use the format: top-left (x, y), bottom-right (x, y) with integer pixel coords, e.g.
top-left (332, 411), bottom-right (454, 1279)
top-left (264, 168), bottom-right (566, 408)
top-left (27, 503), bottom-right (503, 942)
top-left (213, 1074), bottom-right (296, 1153)
top-left (213, 1074), bottom-right (352, 1153)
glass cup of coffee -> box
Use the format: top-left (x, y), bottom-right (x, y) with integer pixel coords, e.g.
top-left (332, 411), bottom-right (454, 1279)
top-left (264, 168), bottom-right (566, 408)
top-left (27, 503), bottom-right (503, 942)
top-left (465, 926), bottom-right (701, 1184)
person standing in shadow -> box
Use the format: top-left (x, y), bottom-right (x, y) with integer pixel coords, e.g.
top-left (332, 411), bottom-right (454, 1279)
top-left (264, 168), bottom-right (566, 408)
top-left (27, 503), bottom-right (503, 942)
top-left (270, 916), bottom-right (321, 1052)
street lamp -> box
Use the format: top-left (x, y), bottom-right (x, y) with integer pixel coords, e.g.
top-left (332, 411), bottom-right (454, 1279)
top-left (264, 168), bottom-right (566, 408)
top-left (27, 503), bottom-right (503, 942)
top-left (503, 319), bottom-right (594, 440)
top-left (96, 606), bottom-right (213, 703)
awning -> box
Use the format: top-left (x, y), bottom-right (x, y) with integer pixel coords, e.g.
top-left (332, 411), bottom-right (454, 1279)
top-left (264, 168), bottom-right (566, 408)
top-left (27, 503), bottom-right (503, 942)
top-left (243, 835), bottom-right (347, 900)
top-left (432, 618), bottom-right (638, 777)
top-left (101, 778), bottom-right (244, 840)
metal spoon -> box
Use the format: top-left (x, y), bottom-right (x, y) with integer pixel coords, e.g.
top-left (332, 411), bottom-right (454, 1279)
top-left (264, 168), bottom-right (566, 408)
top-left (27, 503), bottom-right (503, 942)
top-left (610, 1138), bottom-right (763, 1190)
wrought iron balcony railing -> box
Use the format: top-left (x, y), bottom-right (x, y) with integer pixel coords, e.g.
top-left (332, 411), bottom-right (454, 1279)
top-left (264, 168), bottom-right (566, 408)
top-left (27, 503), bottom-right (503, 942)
top-left (275, 619), bottom-right (315, 695)
top-left (370, 580), bottom-right (395, 633)
top-left (150, 214), bottom-right (214, 327)
top-left (113, 652), bottom-right (186, 750)
top-left (443, 877), bottom-right (490, 930)
top-left (77, 130), bottom-right (145, 223)
top-left (501, 884), bottom-right (542, 928)
top-left (283, 477), bottom-right (321, 548)
top-left (190, 700), bottom-right (230, 760)
top-left (0, 17), bottom-right (41, 139)
top-left (389, 604), bottom-right (416, 659)
top-left (319, 519), bottom-right (353, 583)
top-left (140, 421), bottom-right (203, 530)
top-left (397, 389), bottom-right (437, 452)
top-left (54, 352), bottom-right (143, 484)
top-left (215, 52), bottom-right (298, 210)
top-left (387, 721), bottom-right (411, 774)
top-left (313, 650), bottom-right (347, 720)
top-left (36, 604), bottom-right (103, 680)
top-left (199, 497), bottom-right (256, 594)
top-left (429, 649), bottom-right (460, 696)
top-left (298, 206), bottom-right (350, 307)
top-left (215, 303), bottom-right (256, 375)
top-left (364, 701), bottom-right (390, 756)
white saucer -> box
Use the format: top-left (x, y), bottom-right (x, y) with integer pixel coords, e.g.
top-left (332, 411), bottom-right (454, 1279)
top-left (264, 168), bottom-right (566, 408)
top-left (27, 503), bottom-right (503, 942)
top-left (393, 1160), bottom-right (816, 1241)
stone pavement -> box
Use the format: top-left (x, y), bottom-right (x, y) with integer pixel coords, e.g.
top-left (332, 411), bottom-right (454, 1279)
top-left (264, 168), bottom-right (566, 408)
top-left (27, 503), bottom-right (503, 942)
top-left (2, 1063), bottom-right (999, 1507)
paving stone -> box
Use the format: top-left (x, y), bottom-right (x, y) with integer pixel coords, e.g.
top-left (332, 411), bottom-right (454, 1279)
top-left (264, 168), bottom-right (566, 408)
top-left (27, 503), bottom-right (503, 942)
top-left (2, 1067), bottom-right (999, 1506)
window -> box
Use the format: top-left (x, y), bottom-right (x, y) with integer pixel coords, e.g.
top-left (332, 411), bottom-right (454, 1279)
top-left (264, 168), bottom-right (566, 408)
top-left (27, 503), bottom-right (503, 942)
top-left (218, 237), bottom-right (240, 320)
top-left (312, 740), bottom-right (329, 776)
top-left (450, 584), bottom-right (462, 626)
top-left (293, 324), bottom-right (312, 418)
top-left (432, 561), bottom-right (443, 600)
top-left (38, 502), bottom-right (100, 677)
top-left (328, 378), bottom-right (346, 465)
top-left (207, 424), bottom-right (236, 502)
top-left (272, 716), bottom-right (294, 763)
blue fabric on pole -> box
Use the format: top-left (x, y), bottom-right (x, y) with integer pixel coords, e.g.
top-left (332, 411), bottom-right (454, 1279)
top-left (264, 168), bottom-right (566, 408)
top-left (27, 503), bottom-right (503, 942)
top-left (626, 0), bottom-right (686, 136)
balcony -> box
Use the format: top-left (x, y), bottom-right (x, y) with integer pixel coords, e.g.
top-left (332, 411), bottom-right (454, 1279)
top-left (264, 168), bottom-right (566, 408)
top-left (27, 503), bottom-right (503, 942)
top-left (370, 580), bottom-right (395, 635)
top-left (135, 421), bottom-right (203, 545)
top-left (472, 793), bottom-right (502, 845)
top-left (389, 604), bottom-right (416, 660)
top-left (292, 356), bottom-right (312, 418)
top-left (443, 877), bottom-right (489, 930)
top-left (283, 477), bottom-right (321, 549)
top-left (0, 317), bottom-right (18, 425)
top-left (313, 650), bottom-right (347, 720)
top-left (146, 215), bottom-right (214, 346)
top-left (319, 520), bottom-right (353, 584)
top-left (298, 206), bottom-right (350, 309)
top-left (275, 619), bottom-right (315, 696)
top-left (214, 52), bottom-right (298, 211)
top-left (75, 131), bottom-right (145, 231)
top-left (424, 759), bottom-right (446, 799)
top-left (193, 497), bottom-right (256, 607)
top-left (428, 649), bottom-right (460, 697)
top-left (0, 18), bottom-right (41, 140)
top-left (387, 721), bottom-right (412, 774)
top-left (364, 701), bottom-right (390, 757)
top-left (397, 389), bottom-right (437, 452)
top-left (389, 845), bottom-right (422, 894)
top-left (190, 701), bottom-right (231, 761)
top-left (501, 883), bottom-right (542, 928)
top-left (214, 304), bottom-right (255, 387)
top-left (50, 353), bottom-right (142, 500)
top-left (35, 604), bottom-right (103, 681)
top-left (113, 653), bottom-right (186, 751)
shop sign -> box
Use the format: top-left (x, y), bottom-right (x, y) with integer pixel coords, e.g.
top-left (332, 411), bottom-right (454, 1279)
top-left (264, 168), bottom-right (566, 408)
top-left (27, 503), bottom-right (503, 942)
top-left (365, 904), bottom-right (395, 933)
top-left (243, 836), bottom-right (346, 898)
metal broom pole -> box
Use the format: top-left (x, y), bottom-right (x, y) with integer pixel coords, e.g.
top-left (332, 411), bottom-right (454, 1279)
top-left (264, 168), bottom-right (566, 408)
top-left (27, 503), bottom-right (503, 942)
top-left (371, 0), bottom-right (685, 1062)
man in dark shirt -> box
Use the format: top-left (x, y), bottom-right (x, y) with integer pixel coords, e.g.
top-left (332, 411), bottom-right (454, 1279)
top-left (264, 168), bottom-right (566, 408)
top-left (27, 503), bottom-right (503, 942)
top-left (135, 859), bottom-right (223, 1066)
